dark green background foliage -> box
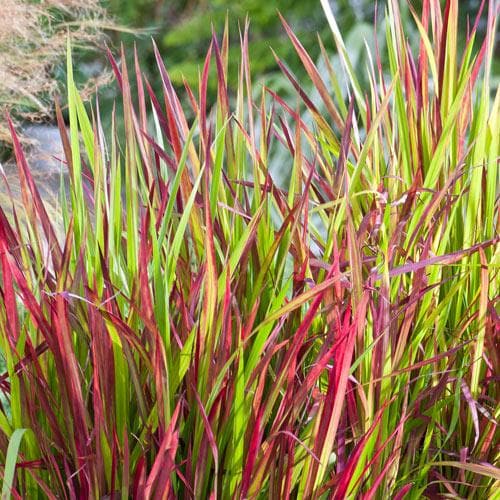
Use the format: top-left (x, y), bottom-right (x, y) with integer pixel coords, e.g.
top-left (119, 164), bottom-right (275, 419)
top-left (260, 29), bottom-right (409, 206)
top-left (100, 0), bottom-right (496, 116)
top-left (106, 0), bottom-right (491, 83)
top-left (107, 0), bottom-right (376, 90)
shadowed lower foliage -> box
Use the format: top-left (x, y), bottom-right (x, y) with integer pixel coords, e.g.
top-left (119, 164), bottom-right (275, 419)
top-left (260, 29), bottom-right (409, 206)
top-left (0, 0), bottom-right (498, 498)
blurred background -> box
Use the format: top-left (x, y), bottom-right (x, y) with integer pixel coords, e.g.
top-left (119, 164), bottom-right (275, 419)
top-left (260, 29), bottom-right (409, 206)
top-left (0, 0), bottom-right (497, 157)
top-left (110, 1), bottom-right (494, 84)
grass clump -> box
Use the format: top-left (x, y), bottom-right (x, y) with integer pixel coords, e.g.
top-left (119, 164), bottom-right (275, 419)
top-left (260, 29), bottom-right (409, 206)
top-left (0, 0), bottom-right (498, 497)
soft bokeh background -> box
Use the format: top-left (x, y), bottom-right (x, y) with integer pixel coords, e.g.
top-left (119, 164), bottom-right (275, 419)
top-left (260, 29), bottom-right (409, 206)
top-left (1, 0), bottom-right (496, 150)
top-left (105, 0), bottom-right (493, 85)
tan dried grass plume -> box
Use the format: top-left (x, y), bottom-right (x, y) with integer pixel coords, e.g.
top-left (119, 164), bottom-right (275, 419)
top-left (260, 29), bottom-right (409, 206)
top-left (0, 0), bottom-right (113, 145)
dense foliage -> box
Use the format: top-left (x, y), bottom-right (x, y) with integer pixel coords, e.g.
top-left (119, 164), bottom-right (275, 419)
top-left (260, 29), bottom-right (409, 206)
top-left (0, 0), bottom-right (498, 498)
